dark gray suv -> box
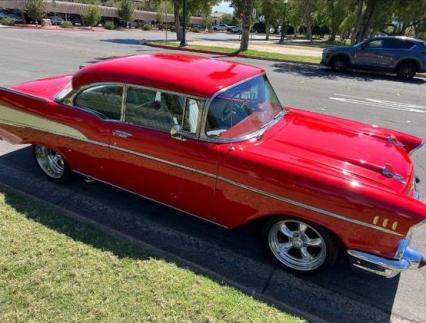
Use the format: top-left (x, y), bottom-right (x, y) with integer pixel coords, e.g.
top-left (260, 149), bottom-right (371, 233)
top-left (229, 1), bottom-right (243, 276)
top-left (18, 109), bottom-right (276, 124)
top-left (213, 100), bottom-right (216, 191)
top-left (321, 36), bottom-right (426, 79)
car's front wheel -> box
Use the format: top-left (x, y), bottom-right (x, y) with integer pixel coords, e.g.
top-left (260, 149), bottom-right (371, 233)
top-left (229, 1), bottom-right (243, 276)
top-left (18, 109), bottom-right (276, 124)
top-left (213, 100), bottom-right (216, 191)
top-left (264, 217), bottom-right (339, 273)
top-left (397, 62), bottom-right (417, 80)
top-left (33, 145), bottom-right (71, 182)
top-left (330, 55), bottom-right (350, 72)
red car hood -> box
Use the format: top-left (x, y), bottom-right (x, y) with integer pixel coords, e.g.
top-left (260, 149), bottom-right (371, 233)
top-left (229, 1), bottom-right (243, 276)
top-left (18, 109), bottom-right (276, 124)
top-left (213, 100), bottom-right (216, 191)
top-left (255, 108), bottom-right (417, 194)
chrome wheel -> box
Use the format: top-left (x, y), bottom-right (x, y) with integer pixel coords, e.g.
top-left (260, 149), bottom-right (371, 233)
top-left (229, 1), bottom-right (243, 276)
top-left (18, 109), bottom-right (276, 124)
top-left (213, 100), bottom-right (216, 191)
top-left (268, 219), bottom-right (327, 271)
top-left (34, 145), bottom-right (65, 179)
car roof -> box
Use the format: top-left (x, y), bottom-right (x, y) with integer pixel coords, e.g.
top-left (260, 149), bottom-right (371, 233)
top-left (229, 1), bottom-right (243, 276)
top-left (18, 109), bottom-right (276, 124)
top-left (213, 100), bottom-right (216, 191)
top-left (72, 54), bottom-right (265, 98)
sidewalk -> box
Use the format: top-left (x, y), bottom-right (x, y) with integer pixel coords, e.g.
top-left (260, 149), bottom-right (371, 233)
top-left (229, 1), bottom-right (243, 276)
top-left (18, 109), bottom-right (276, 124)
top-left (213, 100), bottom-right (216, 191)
top-left (190, 39), bottom-right (323, 58)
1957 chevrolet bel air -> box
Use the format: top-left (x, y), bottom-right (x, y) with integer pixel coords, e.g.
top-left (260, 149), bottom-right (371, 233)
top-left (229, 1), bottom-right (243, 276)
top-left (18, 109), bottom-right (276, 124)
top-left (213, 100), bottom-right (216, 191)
top-left (0, 54), bottom-right (425, 277)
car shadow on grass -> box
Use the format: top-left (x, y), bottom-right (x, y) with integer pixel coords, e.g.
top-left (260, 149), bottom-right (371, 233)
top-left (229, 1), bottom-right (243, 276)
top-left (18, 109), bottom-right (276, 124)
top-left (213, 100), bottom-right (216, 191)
top-left (272, 62), bottom-right (426, 84)
top-left (0, 146), bottom-right (400, 323)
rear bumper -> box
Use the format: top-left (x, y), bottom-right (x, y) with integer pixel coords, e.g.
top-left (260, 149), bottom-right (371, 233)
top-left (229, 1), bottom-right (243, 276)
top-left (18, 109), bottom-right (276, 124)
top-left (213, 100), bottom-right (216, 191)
top-left (348, 239), bottom-right (425, 278)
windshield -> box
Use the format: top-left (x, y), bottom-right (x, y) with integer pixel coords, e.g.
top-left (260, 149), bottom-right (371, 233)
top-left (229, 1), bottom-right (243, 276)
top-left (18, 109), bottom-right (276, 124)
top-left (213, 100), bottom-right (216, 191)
top-left (205, 75), bottom-right (283, 140)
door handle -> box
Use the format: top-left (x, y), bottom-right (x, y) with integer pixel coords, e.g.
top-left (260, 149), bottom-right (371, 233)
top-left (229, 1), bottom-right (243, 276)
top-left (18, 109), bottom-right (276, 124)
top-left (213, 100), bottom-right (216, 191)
top-left (112, 130), bottom-right (133, 138)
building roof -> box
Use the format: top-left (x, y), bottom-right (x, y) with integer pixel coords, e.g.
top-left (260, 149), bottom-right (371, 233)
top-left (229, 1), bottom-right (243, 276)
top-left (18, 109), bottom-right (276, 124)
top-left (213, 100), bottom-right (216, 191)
top-left (72, 54), bottom-right (264, 98)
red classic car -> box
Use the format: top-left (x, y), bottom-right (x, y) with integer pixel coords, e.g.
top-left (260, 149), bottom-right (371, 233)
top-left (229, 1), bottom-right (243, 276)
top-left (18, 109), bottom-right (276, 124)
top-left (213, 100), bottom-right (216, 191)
top-left (0, 54), bottom-right (425, 277)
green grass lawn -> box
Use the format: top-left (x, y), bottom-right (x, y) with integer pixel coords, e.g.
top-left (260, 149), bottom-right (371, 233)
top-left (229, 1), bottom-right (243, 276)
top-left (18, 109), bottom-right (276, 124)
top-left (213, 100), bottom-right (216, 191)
top-left (0, 190), bottom-right (303, 322)
top-left (150, 41), bottom-right (321, 64)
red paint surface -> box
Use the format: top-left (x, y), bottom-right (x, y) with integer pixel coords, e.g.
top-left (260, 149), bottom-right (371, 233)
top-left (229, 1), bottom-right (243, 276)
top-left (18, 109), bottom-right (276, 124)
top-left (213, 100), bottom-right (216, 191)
top-left (1, 54), bottom-right (425, 260)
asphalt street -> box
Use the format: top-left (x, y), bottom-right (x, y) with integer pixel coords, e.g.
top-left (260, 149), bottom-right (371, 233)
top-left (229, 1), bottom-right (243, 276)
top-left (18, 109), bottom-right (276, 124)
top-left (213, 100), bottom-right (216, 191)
top-left (0, 28), bottom-right (425, 322)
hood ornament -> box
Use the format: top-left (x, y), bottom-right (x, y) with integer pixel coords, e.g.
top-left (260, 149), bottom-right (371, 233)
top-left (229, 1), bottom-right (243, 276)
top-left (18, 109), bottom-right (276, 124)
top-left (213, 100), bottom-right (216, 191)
top-left (382, 164), bottom-right (406, 184)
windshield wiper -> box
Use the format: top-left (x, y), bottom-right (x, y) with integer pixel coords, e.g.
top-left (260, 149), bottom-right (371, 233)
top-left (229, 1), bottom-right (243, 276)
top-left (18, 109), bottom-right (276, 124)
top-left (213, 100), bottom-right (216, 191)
top-left (255, 110), bottom-right (285, 140)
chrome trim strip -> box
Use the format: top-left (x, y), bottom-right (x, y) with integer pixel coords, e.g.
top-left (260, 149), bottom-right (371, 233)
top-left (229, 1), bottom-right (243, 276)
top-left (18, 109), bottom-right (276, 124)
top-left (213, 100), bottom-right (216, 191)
top-left (217, 176), bottom-right (403, 236)
top-left (72, 170), bottom-right (228, 229)
top-left (0, 104), bottom-right (404, 236)
top-left (108, 143), bottom-right (216, 179)
top-left (60, 81), bottom-right (206, 107)
top-left (0, 86), bottom-right (49, 103)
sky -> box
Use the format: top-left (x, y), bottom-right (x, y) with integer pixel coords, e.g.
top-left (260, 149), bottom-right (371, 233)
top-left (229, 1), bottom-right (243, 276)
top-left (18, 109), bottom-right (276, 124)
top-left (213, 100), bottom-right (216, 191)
top-left (212, 1), bottom-right (234, 14)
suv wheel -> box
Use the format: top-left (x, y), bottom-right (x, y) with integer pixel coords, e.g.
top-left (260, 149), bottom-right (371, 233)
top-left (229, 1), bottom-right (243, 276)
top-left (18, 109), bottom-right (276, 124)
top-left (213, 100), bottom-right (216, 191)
top-left (331, 56), bottom-right (349, 72)
top-left (397, 62), bottom-right (417, 80)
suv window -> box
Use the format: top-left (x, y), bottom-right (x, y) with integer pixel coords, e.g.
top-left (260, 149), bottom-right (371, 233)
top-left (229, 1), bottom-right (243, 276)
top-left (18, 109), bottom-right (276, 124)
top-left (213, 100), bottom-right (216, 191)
top-left (383, 38), bottom-right (415, 49)
top-left (125, 86), bottom-right (203, 135)
top-left (74, 85), bottom-right (123, 120)
top-left (365, 39), bottom-right (384, 48)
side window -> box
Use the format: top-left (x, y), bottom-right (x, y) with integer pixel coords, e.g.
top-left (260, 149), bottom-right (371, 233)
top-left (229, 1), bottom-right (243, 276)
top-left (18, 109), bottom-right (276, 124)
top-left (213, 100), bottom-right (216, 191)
top-left (383, 39), bottom-right (414, 49)
top-left (74, 85), bottom-right (123, 120)
top-left (366, 39), bottom-right (383, 49)
top-left (125, 87), bottom-right (184, 132)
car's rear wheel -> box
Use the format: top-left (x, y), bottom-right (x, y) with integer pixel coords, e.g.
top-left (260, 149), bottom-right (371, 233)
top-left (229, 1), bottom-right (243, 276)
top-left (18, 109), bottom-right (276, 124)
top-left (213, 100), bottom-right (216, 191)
top-left (33, 144), bottom-right (71, 182)
top-left (397, 62), bottom-right (417, 80)
top-left (331, 55), bottom-right (350, 72)
top-left (264, 217), bottom-right (339, 273)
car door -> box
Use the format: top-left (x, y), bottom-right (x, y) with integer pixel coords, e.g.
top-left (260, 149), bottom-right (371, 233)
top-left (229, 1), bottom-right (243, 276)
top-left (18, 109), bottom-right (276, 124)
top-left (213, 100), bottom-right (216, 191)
top-left (104, 85), bottom-right (219, 222)
top-left (353, 39), bottom-right (385, 68)
top-left (56, 83), bottom-right (124, 180)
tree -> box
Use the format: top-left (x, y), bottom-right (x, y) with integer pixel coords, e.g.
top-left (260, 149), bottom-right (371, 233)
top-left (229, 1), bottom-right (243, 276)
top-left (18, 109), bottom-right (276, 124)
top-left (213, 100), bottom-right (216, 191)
top-left (262, 0), bottom-right (280, 40)
top-left (322, 0), bottom-right (350, 42)
top-left (294, 0), bottom-right (316, 43)
top-left (24, 0), bottom-right (46, 26)
top-left (81, 5), bottom-right (101, 27)
top-left (118, 0), bottom-right (135, 27)
top-left (171, 0), bottom-right (220, 41)
top-left (221, 13), bottom-right (234, 25)
top-left (172, 0), bottom-right (183, 41)
top-left (240, 0), bottom-right (254, 51)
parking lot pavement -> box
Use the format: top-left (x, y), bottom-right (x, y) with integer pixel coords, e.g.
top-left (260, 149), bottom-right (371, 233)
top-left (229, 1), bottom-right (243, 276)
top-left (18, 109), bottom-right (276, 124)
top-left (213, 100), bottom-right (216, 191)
top-left (1, 28), bottom-right (426, 322)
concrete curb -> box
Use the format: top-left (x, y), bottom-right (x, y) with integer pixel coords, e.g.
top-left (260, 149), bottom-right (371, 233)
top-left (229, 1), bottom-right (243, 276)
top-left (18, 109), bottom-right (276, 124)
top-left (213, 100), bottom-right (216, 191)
top-left (0, 181), bottom-right (325, 323)
top-left (145, 42), bottom-right (322, 67)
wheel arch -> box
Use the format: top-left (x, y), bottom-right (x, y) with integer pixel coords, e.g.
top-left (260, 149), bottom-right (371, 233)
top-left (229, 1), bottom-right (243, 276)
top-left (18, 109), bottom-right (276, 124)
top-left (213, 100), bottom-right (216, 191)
top-left (241, 212), bottom-right (347, 251)
top-left (395, 58), bottom-right (421, 72)
top-left (329, 53), bottom-right (352, 66)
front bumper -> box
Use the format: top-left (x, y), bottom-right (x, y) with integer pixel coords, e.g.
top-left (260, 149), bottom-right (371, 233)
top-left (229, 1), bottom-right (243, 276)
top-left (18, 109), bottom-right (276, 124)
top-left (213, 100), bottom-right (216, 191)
top-left (348, 239), bottom-right (425, 278)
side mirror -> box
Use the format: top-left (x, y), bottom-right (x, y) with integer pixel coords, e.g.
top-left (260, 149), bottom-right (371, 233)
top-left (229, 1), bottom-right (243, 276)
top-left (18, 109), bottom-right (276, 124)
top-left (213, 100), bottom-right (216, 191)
top-left (170, 124), bottom-right (186, 141)
top-left (360, 44), bottom-right (366, 50)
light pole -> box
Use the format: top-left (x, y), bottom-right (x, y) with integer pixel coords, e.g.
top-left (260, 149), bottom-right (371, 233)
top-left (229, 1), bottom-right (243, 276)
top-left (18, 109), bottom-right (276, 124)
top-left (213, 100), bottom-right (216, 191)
top-left (180, 0), bottom-right (187, 47)
top-left (279, 0), bottom-right (288, 44)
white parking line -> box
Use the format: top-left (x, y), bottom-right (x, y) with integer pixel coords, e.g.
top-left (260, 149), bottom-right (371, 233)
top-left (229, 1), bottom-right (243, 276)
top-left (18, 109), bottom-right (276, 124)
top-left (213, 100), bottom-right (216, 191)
top-left (330, 94), bottom-right (426, 114)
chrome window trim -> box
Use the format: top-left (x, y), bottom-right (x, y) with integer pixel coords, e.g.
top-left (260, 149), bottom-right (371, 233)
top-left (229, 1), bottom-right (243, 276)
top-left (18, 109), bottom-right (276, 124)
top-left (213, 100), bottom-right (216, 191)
top-left (198, 72), bottom-right (287, 144)
top-left (62, 82), bottom-right (125, 122)
top-left (58, 81), bottom-right (206, 106)
top-left (60, 81), bottom-right (207, 138)
top-left (123, 84), bottom-right (206, 139)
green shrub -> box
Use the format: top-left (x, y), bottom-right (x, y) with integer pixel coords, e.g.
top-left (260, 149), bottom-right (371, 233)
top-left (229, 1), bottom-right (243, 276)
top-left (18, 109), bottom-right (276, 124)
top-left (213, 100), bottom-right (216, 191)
top-left (190, 27), bottom-right (200, 33)
top-left (0, 17), bottom-right (15, 26)
top-left (104, 20), bottom-right (115, 30)
top-left (142, 24), bottom-right (152, 31)
top-left (81, 5), bottom-right (101, 27)
top-left (60, 21), bottom-right (73, 28)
